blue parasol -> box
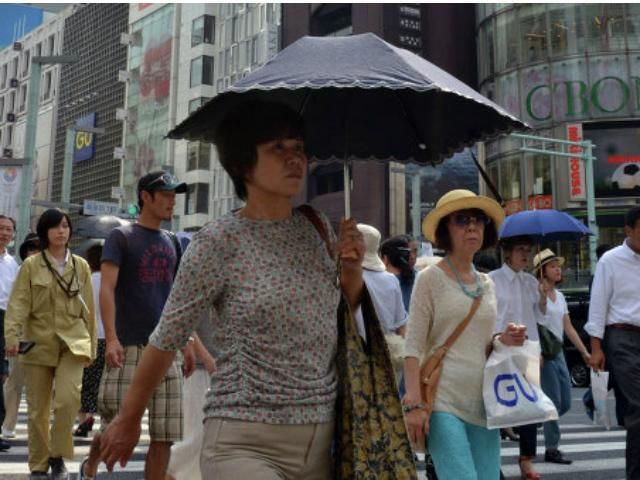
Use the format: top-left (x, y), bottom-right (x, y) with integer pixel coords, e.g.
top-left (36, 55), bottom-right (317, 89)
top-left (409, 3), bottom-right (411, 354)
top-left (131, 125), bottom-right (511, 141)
top-left (498, 209), bottom-right (593, 242)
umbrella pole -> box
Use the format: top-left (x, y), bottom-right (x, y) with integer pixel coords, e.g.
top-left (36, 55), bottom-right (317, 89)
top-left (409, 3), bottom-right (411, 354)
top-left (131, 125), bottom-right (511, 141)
top-left (343, 161), bottom-right (351, 218)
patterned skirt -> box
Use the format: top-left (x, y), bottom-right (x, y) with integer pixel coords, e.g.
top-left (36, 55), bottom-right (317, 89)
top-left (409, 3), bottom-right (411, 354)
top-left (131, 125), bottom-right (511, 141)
top-left (80, 339), bottom-right (106, 414)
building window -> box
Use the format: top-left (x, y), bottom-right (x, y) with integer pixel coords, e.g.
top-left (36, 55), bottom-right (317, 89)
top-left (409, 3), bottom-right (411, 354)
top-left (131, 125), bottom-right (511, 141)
top-left (11, 57), bottom-right (18, 79)
top-left (496, 10), bottom-right (519, 71)
top-left (190, 55), bottom-right (214, 87)
top-left (399, 34), bottom-right (422, 48)
top-left (188, 96), bottom-right (211, 114)
top-left (186, 141), bottom-right (211, 171)
top-left (310, 164), bottom-right (344, 196)
top-left (18, 84), bottom-right (27, 112)
top-left (550, 5), bottom-right (586, 57)
top-left (584, 4), bottom-right (625, 53)
top-left (192, 15), bottom-right (215, 47)
top-left (185, 182), bottom-right (209, 215)
top-left (6, 125), bottom-right (13, 146)
top-left (520, 4), bottom-right (547, 63)
top-left (399, 5), bottom-right (421, 18)
top-left (0, 64), bottom-right (6, 89)
top-left (0, 96), bottom-right (4, 119)
top-left (21, 50), bottom-right (30, 77)
top-left (42, 70), bottom-right (52, 100)
top-left (48, 34), bottom-right (55, 55)
top-left (400, 18), bottom-right (421, 30)
top-left (34, 42), bottom-right (42, 57)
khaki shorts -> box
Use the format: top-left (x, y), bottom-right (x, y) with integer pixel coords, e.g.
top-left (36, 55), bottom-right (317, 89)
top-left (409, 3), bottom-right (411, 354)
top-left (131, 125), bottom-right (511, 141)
top-left (201, 418), bottom-right (333, 480)
top-left (98, 345), bottom-right (183, 443)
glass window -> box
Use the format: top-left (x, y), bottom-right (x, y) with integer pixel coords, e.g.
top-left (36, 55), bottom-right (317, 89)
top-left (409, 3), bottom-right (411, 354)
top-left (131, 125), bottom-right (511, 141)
top-left (478, 19), bottom-right (495, 81)
top-left (550, 5), bottom-right (586, 57)
top-left (0, 64), bottom-right (6, 88)
top-left (192, 15), bottom-right (215, 47)
top-left (21, 50), bottom-right (30, 77)
top-left (496, 71), bottom-right (521, 118)
top-left (526, 152), bottom-right (553, 209)
top-left (11, 57), bottom-right (18, 78)
top-left (190, 55), bottom-right (214, 87)
top-left (626, 4), bottom-right (640, 50)
top-left (0, 96), bottom-right (4, 119)
top-left (584, 4), bottom-right (625, 53)
top-left (499, 154), bottom-right (522, 215)
top-left (34, 42), bottom-right (41, 57)
top-left (48, 34), bottom-right (55, 55)
top-left (520, 64), bottom-right (552, 126)
top-left (188, 96), bottom-right (211, 114)
top-left (42, 70), bottom-right (52, 100)
top-left (520, 4), bottom-right (547, 63)
top-left (589, 55), bottom-right (630, 118)
top-left (185, 183), bottom-right (209, 214)
top-left (18, 84), bottom-right (27, 112)
top-left (496, 10), bottom-right (519, 71)
top-left (551, 58), bottom-right (588, 121)
top-left (187, 141), bottom-right (211, 170)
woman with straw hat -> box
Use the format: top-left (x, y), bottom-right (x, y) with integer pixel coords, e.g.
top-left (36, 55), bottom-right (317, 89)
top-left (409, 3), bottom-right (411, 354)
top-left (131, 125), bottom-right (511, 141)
top-left (533, 249), bottom-right (591, 466)
top-left (403, 189), bottom-right (526, 480)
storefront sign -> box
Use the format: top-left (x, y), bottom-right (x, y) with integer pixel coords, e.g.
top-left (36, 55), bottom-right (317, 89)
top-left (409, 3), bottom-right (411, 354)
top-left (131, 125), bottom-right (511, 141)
top-left (74, 113), bottom-right (97, 163)
top-left (504, 198), bottom-right (523, 216)
top-left (0, 166), bottom-right (21, 221)
top-left (566, 123), bottom-right (586, 201)
top-left (528, 194), bottom-right (553, 210)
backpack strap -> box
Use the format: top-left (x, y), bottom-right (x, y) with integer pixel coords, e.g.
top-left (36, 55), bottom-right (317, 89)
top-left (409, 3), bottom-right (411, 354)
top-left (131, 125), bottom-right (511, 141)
top-left (164, 230), bottom-right (182, 279)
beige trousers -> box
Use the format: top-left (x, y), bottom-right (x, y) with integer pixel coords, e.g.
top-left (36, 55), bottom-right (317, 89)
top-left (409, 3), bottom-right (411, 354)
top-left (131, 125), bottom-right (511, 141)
top-left (23, 349), bottom-right (84, 472)
top-left (201, 418), bottom-right (333, 480)
top-left (2, 356), bottom-right (25, 432)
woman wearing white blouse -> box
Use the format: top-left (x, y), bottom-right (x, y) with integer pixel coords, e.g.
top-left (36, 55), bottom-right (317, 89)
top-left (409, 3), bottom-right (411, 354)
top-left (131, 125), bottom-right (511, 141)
top-left (533, 249), bottom-right (591, 466)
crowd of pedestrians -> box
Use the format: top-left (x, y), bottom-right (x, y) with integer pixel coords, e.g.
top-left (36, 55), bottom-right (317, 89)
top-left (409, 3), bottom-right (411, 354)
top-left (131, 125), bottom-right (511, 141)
top-left (1, 100), bottom-right (640, 480)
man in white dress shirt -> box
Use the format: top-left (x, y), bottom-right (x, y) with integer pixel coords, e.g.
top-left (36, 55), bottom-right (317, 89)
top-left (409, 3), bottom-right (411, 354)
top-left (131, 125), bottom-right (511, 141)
top-left (586, 206), bottom-right (640, 480)
top-left (0, 215), bottom-right (19, 452)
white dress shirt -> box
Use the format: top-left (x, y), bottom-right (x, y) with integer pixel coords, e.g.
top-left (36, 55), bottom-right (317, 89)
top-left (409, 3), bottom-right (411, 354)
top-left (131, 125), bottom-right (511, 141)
top-left (362, 269), bottom-right (408, 334)
top-left (585, 240), bottom-right (640, 339)
top-left (0, 249), bottom-right (19, 311)
top-left (488, 263), bottom-right (542, 341)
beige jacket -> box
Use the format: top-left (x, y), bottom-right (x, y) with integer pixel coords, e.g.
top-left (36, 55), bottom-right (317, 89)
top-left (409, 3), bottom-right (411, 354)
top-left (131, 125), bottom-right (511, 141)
top-left (4, 251), bottom-right (96, 366)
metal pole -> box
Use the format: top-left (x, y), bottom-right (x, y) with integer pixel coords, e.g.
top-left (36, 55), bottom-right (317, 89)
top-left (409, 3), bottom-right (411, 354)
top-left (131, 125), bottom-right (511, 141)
top-left (411, 170), bottom-right (421, 241)
top-left (343, 161), bottom-right (351, 218)
top-left (61, 128), bottom-right (75, 204)
top-left (16, 61), bottom-right (42, 246)
top-left (583, 140), bottom-right (599, 274)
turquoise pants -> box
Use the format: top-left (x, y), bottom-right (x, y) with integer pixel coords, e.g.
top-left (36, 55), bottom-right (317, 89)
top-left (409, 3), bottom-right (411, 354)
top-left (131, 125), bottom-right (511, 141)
top-left (428, 412), bottom-right (501, 480)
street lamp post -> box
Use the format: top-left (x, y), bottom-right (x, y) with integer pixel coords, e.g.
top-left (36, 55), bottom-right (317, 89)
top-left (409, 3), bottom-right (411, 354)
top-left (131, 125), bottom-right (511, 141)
top-left (16, 55), bottom-right (78, 247)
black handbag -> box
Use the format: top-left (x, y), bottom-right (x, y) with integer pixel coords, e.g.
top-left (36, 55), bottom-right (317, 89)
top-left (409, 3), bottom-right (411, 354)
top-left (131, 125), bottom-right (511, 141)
top-left (537, 324), bottom-right (563, 359)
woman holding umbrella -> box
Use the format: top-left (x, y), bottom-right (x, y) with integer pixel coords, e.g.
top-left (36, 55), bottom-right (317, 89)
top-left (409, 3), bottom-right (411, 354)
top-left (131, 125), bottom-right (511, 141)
top-left (96, 100), bottom-right (367, 479)
top-left (533, 249), bottom-right (591, 466)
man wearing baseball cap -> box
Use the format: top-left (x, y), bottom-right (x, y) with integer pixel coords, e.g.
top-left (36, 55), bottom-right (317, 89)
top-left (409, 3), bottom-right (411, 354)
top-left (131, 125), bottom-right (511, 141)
top-left (80, 171), bottom-right (192, 480)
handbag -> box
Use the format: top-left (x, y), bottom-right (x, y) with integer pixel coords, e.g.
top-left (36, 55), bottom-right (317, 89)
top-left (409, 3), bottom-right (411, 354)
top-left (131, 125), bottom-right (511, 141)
top-left (537, 323), bottom-right (563, 359)
top-left (299, 205), bottom-right (417, 480)
top-left (418, 296), bottom-right (482, 442)
top-left (483, 339), bottom-right (558, 429)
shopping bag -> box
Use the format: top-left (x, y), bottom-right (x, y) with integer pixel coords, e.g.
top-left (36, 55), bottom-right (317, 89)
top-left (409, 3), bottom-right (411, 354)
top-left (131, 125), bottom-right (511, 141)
top-left (590, 369), bottom-right (611, 430)
top-left (483, 339), bottom-right (559, 429)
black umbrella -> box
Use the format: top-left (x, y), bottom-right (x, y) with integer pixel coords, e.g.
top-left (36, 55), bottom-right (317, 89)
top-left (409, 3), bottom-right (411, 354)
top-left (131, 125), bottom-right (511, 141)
top-left (75, 215), bottom-right (130, 239)
top-left (168, 33), bottom-right (529, 215)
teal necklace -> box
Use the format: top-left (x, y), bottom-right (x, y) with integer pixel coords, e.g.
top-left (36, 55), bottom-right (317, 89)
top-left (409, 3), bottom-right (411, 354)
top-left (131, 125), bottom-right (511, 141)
top-left (445, 256), bottom-right (483, 299)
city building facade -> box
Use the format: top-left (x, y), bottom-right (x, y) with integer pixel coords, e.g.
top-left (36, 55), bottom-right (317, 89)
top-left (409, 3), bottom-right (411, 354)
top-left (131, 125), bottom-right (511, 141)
top-left (477, 4), bottom-right (640, 280)
top-left (281, 3), bottom-right (479, 237)
top-left (120, 3), bottom-right (281, 230)
top-left (0, 10), bottom-right (68, 223)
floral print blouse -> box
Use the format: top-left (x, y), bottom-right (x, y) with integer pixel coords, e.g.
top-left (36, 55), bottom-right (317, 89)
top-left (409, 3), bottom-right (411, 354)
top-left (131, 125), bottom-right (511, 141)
top-left (149, 209), bottom-right (340, 424)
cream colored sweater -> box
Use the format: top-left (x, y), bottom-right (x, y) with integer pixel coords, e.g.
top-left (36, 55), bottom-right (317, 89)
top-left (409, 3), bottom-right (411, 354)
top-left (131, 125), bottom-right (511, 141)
top-left (404, 265), bottom-right (497, 427)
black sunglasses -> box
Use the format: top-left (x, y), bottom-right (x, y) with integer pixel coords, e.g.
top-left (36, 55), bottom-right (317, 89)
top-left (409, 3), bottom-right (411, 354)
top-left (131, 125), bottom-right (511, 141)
top-left (449, 211), bottom-right (491, 227)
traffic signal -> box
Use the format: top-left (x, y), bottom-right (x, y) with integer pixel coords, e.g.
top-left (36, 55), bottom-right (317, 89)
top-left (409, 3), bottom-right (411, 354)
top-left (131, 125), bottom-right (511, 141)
top-left (127, 203), bottom-right (138, 218)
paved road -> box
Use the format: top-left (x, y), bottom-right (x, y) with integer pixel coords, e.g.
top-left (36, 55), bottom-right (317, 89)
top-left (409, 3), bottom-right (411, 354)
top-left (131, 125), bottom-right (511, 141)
top-left (1, 388), bottom-right (626, 479)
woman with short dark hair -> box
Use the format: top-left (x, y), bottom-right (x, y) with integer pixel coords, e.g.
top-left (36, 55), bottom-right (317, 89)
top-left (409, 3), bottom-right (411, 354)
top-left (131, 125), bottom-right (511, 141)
top-left (403, 190), bottom-right (526, 479)
top-left (97, 101), bottom-right (366, 479)
top-left (5, 209), bottom-right (96, 480)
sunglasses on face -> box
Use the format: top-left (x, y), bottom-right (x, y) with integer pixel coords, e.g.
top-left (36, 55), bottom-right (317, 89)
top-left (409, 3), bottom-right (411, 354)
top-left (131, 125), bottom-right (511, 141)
top-left (449, 211), bottom-right (491, 227)
top-left (146, 173), bottom-right (179, 189)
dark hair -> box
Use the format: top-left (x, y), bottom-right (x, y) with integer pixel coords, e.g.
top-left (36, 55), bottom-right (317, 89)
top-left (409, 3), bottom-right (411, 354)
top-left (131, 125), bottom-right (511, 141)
top-left (474, 252), bottom-right (499, 273)
top-left (380, 235), bottom-right (414, 281)
top-left (85, 244), bottom-right (103, 272)
top-left (625, 206), bottom-right (640, 229)
top-left (498, 235), bottom-right (533, 252)
top-left (36, 209), bottom-right (73, 249)
top-left (19, 233), bottom-right (40, 261)
top-left (213, 100), bottom-right (305, 200)
top-left (0, 214), bottom-right (16, 230)
top-left (434, 209), bottom-right (499, 252)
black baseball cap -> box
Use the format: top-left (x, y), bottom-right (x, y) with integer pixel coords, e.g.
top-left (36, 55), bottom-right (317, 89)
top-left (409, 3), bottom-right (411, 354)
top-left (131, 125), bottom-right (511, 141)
top-left (137, 170), bottom-right (187, 194)
top-left (19, 232), bottom-right (40, 261)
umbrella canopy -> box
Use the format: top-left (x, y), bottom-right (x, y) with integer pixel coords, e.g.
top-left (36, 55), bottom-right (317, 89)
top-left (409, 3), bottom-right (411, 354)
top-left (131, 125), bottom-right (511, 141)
top-left (168, 33), bottom-right (528, 165)
top-left (75, 215), bottom-right (130, 239)
top-left (499, 210), bottom-right (593, 242)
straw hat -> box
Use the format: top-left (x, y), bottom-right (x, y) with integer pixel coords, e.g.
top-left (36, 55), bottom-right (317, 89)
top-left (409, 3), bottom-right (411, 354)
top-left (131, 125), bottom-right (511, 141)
top-left (422, 189), bottom-right (505, 243)
top-left (532, 248), bottom-right (565, 274)
top-left (357, 223), bottom-right (386, 272)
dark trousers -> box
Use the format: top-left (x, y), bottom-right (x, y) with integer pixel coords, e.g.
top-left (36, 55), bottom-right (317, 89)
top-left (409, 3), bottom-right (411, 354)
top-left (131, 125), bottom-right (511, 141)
top-left (516, 423), bottom-right (538, 457)
top-left (605, 327), bottom-right (640, 480)
top-left (0, 309), bottom-right (6, 428)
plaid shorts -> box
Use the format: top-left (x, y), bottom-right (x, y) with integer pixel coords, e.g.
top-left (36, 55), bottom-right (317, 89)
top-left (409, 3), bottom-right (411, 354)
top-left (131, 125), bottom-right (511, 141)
top-left (98, 345), bottom-right (183, 442)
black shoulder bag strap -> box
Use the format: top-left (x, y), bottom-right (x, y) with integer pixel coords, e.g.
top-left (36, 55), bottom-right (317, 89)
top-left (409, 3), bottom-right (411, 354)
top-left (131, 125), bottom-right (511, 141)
top-left (164, 230), bottom-right (182, 279)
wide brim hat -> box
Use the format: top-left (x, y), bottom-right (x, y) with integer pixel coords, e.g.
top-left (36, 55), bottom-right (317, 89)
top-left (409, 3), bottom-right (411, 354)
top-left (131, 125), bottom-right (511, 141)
top-left (422, 189), bottom-right (505, 243)
top-left (357, 223), bottom-right (386, 272)
top-left (532, 248), bottom-right (565, 274)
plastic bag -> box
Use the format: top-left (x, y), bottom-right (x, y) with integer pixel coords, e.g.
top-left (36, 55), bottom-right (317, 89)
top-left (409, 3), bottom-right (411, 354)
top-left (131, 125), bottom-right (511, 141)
top-left (590, 369), bottom-right (611, 430)
top-left (483, 339), bottom-right (559, 429)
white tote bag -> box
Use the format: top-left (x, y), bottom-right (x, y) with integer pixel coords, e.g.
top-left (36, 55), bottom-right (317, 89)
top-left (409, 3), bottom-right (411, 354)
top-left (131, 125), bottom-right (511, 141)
top-left (590, 369), bottom-right (612, 430)
top-left (483, 339), bottom-right (559, 429)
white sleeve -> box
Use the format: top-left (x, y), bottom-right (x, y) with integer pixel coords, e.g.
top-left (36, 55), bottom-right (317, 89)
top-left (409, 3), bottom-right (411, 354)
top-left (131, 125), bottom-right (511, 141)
top-left (585, 259), bottom-right (610, 339)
